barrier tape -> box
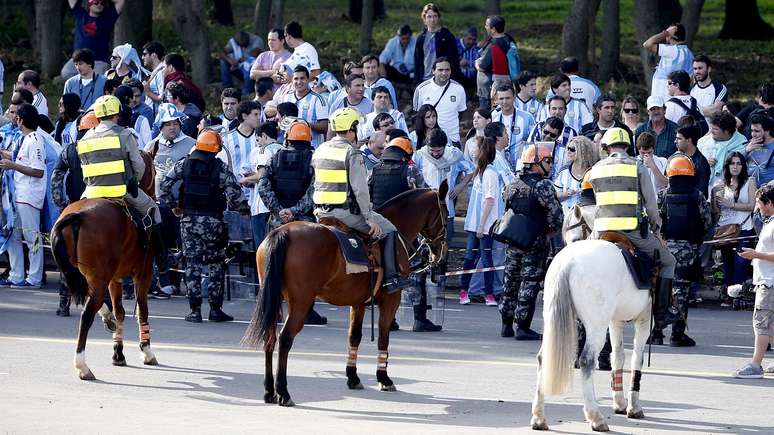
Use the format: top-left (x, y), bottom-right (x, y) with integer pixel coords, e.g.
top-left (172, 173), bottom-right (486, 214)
top-left (444, 265), bottom-right (505, 277)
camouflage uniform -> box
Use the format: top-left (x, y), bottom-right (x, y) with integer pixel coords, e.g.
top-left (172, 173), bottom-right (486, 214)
top-left (498, 172), bottom-right (564, 329)
top-left (158, 157), bottom-right (246, 310)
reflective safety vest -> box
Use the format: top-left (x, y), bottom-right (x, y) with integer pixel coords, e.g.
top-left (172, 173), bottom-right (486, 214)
top-left (589, 155), bottom-right (639, 232)
top-left (77, 135), bottom-right (128, 199)
top-left (311, 139), bottom-right (350, 206)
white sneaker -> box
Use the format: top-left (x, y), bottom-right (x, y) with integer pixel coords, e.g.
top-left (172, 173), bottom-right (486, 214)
top-left (161, 285), bottom-right (176, 295)
top-left (765, 364), bottom-right (774, 374)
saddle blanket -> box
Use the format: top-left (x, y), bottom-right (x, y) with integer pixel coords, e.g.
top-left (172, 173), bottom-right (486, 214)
top-left (619, 247), bottom-right (655, 290)
top-left (330, 228), bottom-right (371, 274)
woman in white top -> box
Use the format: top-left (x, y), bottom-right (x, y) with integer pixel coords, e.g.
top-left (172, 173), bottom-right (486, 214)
top-left (711, 151), bottom-right (757, 290)
top-left (460, 135), bottom-right (502, 306)
top-left (554, 136), bottom-right (599, 213)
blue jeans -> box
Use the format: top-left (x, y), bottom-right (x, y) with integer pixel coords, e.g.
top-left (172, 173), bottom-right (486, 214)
top-left (460, 231), bottom-right (494, 295)
top-left (720, 229), bottom-right (755, 286)
top-left (251, 213), bottom-right (269, 249)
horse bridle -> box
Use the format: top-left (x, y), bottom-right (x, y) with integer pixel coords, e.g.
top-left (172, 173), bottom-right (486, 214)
top-left (414, 191), bottom-right (448, 273)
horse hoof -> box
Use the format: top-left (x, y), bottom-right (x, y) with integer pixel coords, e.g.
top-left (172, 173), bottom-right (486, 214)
top-left (379, 382), bottom-right (397, 392)
top-left (278, 396), bottom-right (295, 407)
top-left (627, 409), bottom-right (644, 419)
top-left (591, 421), bottom-right (610, 432)
top-left (78, 370), bottom-right (96, 381)
top-left (530, 417), bottom-right (549, 431)
top-left (112, 358), bottom-right (127, 367)
top-left (264, 393), bottom-right (278, 404)
top-left (144, 357), bottom-right (158, 366)
top-left (348, 381), bottom-right (364, 390)
top-left (614, 407), bottom-right (626, 415)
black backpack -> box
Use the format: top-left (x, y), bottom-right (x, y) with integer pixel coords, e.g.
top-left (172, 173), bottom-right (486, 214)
top-left (668, 97), bottom-right (709, 136)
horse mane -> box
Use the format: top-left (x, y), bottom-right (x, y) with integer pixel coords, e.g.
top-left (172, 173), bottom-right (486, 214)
top-left (375, 188), bottom-right (435, 212)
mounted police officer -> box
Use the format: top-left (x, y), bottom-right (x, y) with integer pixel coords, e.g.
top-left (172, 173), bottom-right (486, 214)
top-left (499, 144), bottom-right (564, 340)
top-left (77, 95), bottom-right (170, 273)
top-left (589, 127), bottom-right (681, 331)
top-left (257, 120), bottom-right (327, 325)
top-left (369, 136), bottom-right (440, 332)
top-left (656, 153), bottom-right (712, 346)
top-left (158, 129), bottom-right (247, 323)
top-left (312, 107), bottom-right (412, 292)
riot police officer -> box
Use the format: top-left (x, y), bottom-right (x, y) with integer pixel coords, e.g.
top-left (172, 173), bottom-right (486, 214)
top-left (656, 153), bottom-right (712, 346)
top-left (158, 129), bottom-right (248, 323)
top-left (499, 144), bottom-right (564, 340)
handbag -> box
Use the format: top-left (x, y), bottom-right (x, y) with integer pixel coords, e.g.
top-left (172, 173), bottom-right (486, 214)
top-left (713, 214), bottom-right (752, 247)
top-left (489, 209), bottom-right (540, 250)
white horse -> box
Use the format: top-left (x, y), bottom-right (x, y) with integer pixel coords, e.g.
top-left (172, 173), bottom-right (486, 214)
top-left (530, 206), bottom-right (652, 432)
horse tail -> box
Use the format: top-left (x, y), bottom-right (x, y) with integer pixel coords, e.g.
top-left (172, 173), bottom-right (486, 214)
top-left (540, 256), bottom-right (577, 396)
top-left (51, 213), bottom-right (89, 306)
top-left (242, 228), bottom-right (289, 348)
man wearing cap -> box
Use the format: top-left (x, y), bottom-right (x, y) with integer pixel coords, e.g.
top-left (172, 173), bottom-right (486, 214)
top-left (312, 107), bottom-right (413, 292)
top-left (635, 95), bottom-right (679, 158)
top-left (589, 127), bottom-right (680, 330)
top-left (159, 129), bottom-right (247, 323)
top-left (499, 143), bottom-right (564, 340)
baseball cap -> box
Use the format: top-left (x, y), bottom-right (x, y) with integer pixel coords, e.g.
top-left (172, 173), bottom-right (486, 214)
top-left (646, 95), bottom-right (665, 110)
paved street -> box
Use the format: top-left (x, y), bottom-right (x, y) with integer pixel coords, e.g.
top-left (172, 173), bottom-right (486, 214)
top-left (0, 280), bottom-right (772, 434)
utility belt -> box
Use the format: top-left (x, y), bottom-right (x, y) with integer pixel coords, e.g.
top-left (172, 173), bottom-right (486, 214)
top-left (182, 208), bottom-right (224, 219)
top-left (318, 196), bottom-right (361, 215)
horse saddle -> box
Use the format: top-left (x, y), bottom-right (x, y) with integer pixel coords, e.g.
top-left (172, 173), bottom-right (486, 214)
top-left (598, 232), bottom-right (655, 290)
top-left (318, 217), bottom-right (376, 274)
top-left (105, 198), bottom-right (152, 245)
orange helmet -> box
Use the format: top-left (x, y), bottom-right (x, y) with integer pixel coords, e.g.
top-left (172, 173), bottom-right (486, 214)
top-left (195, 129), bottom-right (223, 153)
top-left (286, 120), bottom-right (312, 143)
top-left (79, 112), bottom-right (99, 131)
top-left (581, 169), bottom-right (593, 190)
top-left (521, 144), bottom-right (553, 165)
top-left (666, 153), bottom-right (695, 177)
top-left (385, 137), bottom-right (413, 157)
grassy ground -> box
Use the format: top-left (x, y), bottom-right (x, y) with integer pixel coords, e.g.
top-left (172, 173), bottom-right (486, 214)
top-left (1, 0), bottom-right (773, 116)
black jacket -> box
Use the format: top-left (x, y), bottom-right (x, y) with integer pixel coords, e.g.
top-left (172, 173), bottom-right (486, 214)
top-left (413, 27), bottom-right (462, 84)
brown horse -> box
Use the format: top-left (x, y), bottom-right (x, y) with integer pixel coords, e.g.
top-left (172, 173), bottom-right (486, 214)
top-left (50, 152), bottom-right (158, 380)
top-left (242, 181), bottom-right (449, 406)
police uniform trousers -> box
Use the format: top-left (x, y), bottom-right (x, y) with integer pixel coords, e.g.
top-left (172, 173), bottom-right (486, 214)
top-left (180, 215), bottom-right (228, 309)
top-left (621, 230), bottom-right (676, 279)
top-left (665, 240), bottom-right (697, 330)
top-left (314, 207), bottom-right (397, 235)
top-left (498, 241), bottom-right (548, 327)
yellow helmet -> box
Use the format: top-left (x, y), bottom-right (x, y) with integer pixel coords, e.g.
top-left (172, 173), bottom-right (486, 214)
top-left (329, 107), bottom-right (361, 132)
top-left (601, 127), bottom-right (631, 149)
top-left (93, 95), bottom-right (122, 119)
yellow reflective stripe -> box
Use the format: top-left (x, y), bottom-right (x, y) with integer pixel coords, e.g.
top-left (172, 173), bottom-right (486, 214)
top-left (317, 146), bottom-right (349, 161)
top-left (77, 137), bottom-right (121, 154)
top-left (591, 164), bottom-right (637, 179)
top-left (83, 185), bottom-right (126, 199)
top-left (316, 168), bottom-right (348, 183)
top-left (594, 217), bottom-right (638, 231)
top-left (82, 160), bottom-right (125, 177)
top-left (595, 191), bottom-right (639, 206)
top-left (314, 191), bottom-right (347, 204)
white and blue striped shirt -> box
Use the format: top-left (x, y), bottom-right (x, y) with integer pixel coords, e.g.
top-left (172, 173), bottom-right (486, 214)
top-left (59, 121), bottom-right (78, 148)
top-left (283, 90), bottom-right (329, 147)
top-left (464, 165), bottom-right (503, 233)
top-left (492, 107), bottom-right (536, 172)
top-left (365, 78), bottom-right (398, 110)
top-left (223, 127), bottom-right (254, 179)
top-left (651, 44), bottom-right (694, 97)
top-left (538, 97), bottom-right (592, 133)
top-left (514, 95), bottom-right (543, 120)
top-left (545, 74), bottom-right (600, 112)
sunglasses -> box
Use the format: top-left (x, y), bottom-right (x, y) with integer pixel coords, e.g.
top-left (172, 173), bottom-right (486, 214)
top-left (542, 129), bottom-right (559, 138)
top-left (667, 81), bottom-right (676, 86)
top-left (623, 108), bottom-right (638, 114)
top-left (567, 147), bottom-right (576, 152)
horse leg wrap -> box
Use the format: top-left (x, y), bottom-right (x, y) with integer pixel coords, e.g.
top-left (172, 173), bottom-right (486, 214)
top-left (611, 369), bottom-right (624, 392)
top-left (377, 351), bottom-right (389, 370)
top-left (346, 346), bottom-right (358, 368)
top-left (139, 323), bottom-right (151, 343)
top-left (631, 370), bottom-right (642, 392)
top-left (112, 322), bottom-right (124, 342)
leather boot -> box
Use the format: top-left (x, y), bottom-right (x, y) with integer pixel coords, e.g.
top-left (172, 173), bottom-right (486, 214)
top-left (647, 328), bottom-right (665, 345)
top-left (412, 305), bottom-right (442, 332)
top-left (381, 232), bottom-right (413, 293)
top-left (515, 321), bottom-right (542, 340)
top-left (305, 304), bottom-right (328, 325)
top-left (669, 319), bottom-right (695, 347)
top-left (390, 318), bottom-right (400, 331)
top-left (185, 306), bottom-right (203, 323)
top-left (150, 223), bottom-right (171, 273)
top-left (208, 306), bottom-right (234, 322)
top-left (654, 277), bottom-right (681, 330)
top-left (56, 286), bottom-right (70, 317)
top-left (501, 315), bottom-right (515, 338)
top-left (598, 331), bottom-right (612, 371)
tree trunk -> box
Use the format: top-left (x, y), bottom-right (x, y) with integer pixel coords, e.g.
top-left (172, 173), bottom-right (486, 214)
top-left (171, 0), bottom-right (211, 89)
top-left (212, 0), bottom-right (234, 26)
top-left (598, 0), bottom-right (620, 83)
top-left (35, 0), bottom-right (64, 78)
top-left (657, 0), bottom-right (683, 29)
top-left (113, 0), bottom-right (153, 51)
top-left (561, 0), bottom-right (595, 75)
top-left (348, 0), bottom-right (385, 23)
top-left (587, 0), bottom-right (601, 75)
top-left (359, 0), bottom-right (374, 55)
top-left (719, 0), bottom-right (774, 40)
top-left (271, 0), bottom-right (284, 28)
top-left (486, 0), bottom-right (501, 15)
top-left (253, 0), bottom-right (272, 38)
top-left (634, 0), bottom-right (661, 91)
top-left (682, 0), bottom-right (705, 46)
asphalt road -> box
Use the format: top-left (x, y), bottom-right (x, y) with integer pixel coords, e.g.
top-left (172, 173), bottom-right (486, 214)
top-left (0, 281), bottom-right (772, 435)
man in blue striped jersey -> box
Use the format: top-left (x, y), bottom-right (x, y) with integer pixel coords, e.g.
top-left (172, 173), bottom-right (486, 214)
top-left (491, 84), bottom-right (535, 172)
top-left (538, 74), bottom-right (592, 133)
top-left (643, 23), bottom-right (694, 98)
top-left (282, 65), bottom-right (329, 148)
top-left (514, 71), bottom-right (543, 120)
